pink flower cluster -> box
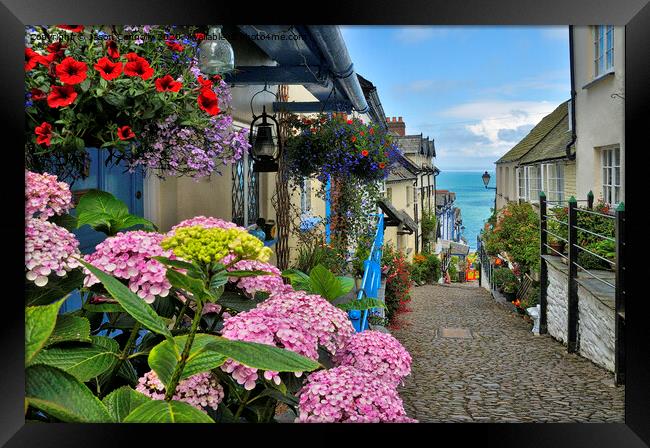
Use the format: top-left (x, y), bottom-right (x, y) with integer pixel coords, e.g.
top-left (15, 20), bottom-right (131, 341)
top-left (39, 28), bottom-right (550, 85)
top-left (168, 215), bottom-right (242, 234)
top-left (259, 289), bottom-right (355, 354)
top-left (228, 260), bottom-right (287, 296)
top-left (220, 308), bottom-right (319, 390)
top-left (333, 330), bottom-right (412, 387)
top-left (296, 366), bottom-right (416, 423)
top-left (25, 171), bottom-right (73, 219)
top-left (136, 370), bottom-right (224, 412)
top-left (25, 218), bottom-right (80, 286)
top-left (82, 230), bottom-right (174, 303)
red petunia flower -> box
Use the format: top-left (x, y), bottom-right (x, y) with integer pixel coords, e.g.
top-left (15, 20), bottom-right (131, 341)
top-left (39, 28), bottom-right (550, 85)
top-left (55, 57), bottom-right (88, 85)
top-left (35, 122), bottom-right (53, 146)
top-left (46, 42), bottom-right (67, 60)
top-left (165, 40), bottom-right (184, 52)
top-left (125, 52), bottom-right (141, 62)
top-left (57, 25), bottom-right (84, 32)
top-left (197, 76), bottom-right (213, 90)
top-left (25, 48), bottom-right (41, 71)
top-left (30, 88), bottom-right (46, 101)
top-left (47, 85), bottom-right (77, 108)
top-left (124, 56), bottom-right (154, 80)
top-left (38, 52), bottom-right (57, 67)
top-left (361, 150), bottom-right (369, 157)
top-left (212, 74), bottom-right (222, 82)
top-left (351, 136), bottom-right (357, 143)
top-left (94, 57), bottom-right (123, 81)
top-left (379, 162), bottom-right (386, 169)
top-left (155, 74), bottom-right (182, 92)
top-left (197, 89), bottom-right (220, 115)
top-left (106, 40), bottom-right (120, 59)
top-left (117, 125), bottom-right (135, 140)
top-left (347, 119), bottom-right (353, 124)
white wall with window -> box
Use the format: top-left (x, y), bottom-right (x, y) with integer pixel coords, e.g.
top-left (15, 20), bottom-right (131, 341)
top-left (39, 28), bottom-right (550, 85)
top-left (516, 162), bottom-right (565, 203)
top-left (601, 146), bottom-right (621, 206)
top-left (594, 25), bottom-right (614, 77)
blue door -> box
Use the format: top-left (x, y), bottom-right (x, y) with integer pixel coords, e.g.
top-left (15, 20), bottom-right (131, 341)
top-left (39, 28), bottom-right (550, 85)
top-left (61, 148), bottom-right (144, 312)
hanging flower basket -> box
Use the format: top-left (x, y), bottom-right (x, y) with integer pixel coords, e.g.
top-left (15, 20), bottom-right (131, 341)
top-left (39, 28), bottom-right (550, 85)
top-left (24, 25), bottom-right (249, 181)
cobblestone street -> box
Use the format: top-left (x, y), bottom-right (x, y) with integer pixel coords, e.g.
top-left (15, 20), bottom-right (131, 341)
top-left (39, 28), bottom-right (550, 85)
top-left (391, 283), bottom-right (625, 423)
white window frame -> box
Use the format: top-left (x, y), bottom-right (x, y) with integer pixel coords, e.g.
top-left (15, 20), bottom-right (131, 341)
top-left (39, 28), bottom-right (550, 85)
top-left (526, 165), bottom-right (542, 203)
top-left (516, 167), bottom-right (527, 202)
top-left (601, 146), bottom-right (621, 206)
top-left (541, 162), bottom-right (564, 202)
top-left (594, 25), bottom-right (614, 77)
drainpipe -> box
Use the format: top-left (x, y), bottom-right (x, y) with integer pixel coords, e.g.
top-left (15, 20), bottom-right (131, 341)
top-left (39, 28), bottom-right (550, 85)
top-left (567, 25), bottom-right (577, 160)
top-left (307, 26), bottom-right (369, 114)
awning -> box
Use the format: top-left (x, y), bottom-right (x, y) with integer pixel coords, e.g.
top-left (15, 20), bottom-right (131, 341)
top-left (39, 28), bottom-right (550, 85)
top-left (377, 199), bottom-right (417, 234)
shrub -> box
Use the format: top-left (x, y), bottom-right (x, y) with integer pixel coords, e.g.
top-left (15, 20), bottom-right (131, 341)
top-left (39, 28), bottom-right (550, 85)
top-left (492, 267), bottom-right (518, 291)
top-left (411, 252), bottom-right (440, 284)
top-left (381, 245), bottom-right (412, 323)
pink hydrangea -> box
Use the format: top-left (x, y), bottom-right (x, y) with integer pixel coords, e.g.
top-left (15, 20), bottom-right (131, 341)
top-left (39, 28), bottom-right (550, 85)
top-left (296, 365), bottom-right (416, 423)
top-left (136, 370), bottom-right (224, 412)
top-left (25, 218), bottom-right (80, 286)
top-left (228, 260), bottom-right (286, 296)
top-left (333, 330), bottom-right (412, 387)
top-left (220, 307), bottom-right (318, 390)
top-left (25, 171), bottom-right (73, 219)
top-left (258, 289), bottom-right (355, 354)
top-left (168, 215), bottom-right (242, 235)
top-left (82, 231), bottom-right (175, 303)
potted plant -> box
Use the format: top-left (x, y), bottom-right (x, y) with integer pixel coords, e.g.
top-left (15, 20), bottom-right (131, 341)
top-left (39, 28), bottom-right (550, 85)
top-left (502, 278), bottom-right (518, 301)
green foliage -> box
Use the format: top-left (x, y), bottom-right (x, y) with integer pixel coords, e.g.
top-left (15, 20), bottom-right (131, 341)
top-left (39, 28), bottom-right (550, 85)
top-left (381, 245), bottom-right (412, 324)
top-left (123, 399), bottom-right (215, 423)
top-left (25, 298), bottom-right (66, 366)
top-left (282, 264), bottom-right (354, 302)
top-left (410, 252), bottom-right (441, 284)
top-left (75, 190), bottom-right (156, 236)
top-left (337, 297), bottom-right (387, 312)
top-left (420, 210), bottom-right (437, 250)
top-left (291, 237), bottom-right (348, 275)
top-left (102, 386), bottom-right (151, 422)
top-left (46, 315), bottom-right (92, 346)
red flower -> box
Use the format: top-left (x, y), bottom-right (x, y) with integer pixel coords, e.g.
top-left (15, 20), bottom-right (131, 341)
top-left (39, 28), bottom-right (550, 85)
top-left (165, 40), bottom-right (184, 52)
top-left (46, 41), bottom-right (67, 60)
top-left (155, 74), bottom-right (182, 92)
top-left (125, 52), bottom-right (141, 62)
top-left (94, 57), bottom-right (123, 81)
top-left (55, 57), bottom-right (87, 84)
top-left (124, 56), bottom-right (154, 80)
top-left (361, 150), bottom-right (369, 157)
top-left (47, 85), bottom-right (77, 108)
top-left (212, 74), bottom-right (222, 82)
top-left (379, 162), bottom-right (386, 169)
top-left (351, 136), bottom-right (357, 143)
top-left (369, 128), bottom-right (375, 135)
top-left (117, 125), bottom-right (135, 140)
top-left (347, 119), bottom-right (353, 124)
top-left (197, 90), bottom-right (220, 115)
top-left (360, 131), bottom-right (365, 136)
top-left (35, 122), bottom-right (52, 146)
top-left (30, 88), bottom-right (46, 101)
top-left (38, 52), bottom-right (57, 67)
top-left (25, 48), bottom-right (41, 71)
top-left (57, 25), bottom-right (84, 32)
top-left (106, 40), bottom-right (120, 59)
top-left (197, 76), bottom-right (213, 89)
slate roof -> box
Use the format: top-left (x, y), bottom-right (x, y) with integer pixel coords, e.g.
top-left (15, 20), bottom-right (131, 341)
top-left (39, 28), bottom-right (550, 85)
top-left (386, 152), bottom-right (419, 183)
top-left (496, 101), bottom-right (572, 164)
top-left (518, 113), bottom-right (572, 164)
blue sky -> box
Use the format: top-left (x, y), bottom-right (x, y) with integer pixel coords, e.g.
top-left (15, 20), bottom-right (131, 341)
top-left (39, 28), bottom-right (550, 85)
top-left (341, 26), bottom-right (570, 171)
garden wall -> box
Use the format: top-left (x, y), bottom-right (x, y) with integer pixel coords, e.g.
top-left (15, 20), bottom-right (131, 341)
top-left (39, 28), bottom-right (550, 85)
top-left (544, 256), bottom-right (615, 372)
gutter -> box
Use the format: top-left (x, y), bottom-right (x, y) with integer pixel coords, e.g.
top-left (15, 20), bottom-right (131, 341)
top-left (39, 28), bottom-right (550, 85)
top-left (306, 26), bottom-right (369, 114)
top-left (567, 25), bottom-right (577, 160)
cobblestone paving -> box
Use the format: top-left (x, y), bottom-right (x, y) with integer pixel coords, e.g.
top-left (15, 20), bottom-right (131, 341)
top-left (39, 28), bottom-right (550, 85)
top-left (391, 283), bottom-right (625, 423)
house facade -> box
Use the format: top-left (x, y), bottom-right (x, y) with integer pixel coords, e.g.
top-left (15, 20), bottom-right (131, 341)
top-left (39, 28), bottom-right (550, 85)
top-left (572, 25), bottom-right (624, 206)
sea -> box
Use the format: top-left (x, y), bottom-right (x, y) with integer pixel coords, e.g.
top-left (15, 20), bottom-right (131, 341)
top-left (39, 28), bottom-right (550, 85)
top-left (435, 170), bottom-right (496, 250)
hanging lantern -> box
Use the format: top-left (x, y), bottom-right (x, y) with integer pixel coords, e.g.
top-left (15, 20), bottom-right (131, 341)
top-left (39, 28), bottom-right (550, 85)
top-left (481, 170), bottom-right (491, 188)
top-left (249, 105), bottom-right (281, 172)
top-left (198, 26), bottom-right (234, 75)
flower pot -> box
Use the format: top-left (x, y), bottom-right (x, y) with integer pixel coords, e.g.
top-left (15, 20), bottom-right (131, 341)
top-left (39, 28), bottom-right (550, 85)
top-left (549, 242), bottom-right (564, 255)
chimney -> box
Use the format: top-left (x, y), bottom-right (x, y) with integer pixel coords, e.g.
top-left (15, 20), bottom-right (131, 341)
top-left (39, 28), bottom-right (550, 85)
top-left (387, 116), bottom-right (406, 136)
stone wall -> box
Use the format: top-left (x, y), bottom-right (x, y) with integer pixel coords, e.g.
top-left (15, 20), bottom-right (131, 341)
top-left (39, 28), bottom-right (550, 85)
top-left (546, 261), bottom-right (568, 344)
top-left (544, 256), bottom-right (615, 372)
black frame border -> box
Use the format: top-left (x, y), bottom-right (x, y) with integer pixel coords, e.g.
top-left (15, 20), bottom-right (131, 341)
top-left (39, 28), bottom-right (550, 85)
top-left (2, 0), bottom-right (648, 446)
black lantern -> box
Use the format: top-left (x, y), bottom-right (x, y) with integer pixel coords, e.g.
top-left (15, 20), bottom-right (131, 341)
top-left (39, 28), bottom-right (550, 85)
top-left (249, 105), bottom-right (281, 172)
top-left (481, 171), bottom-right (491, 188)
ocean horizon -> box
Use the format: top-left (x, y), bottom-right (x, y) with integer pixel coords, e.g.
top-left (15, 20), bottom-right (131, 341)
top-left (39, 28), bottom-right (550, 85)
top-left (436, 170), bottom-right (495, 250)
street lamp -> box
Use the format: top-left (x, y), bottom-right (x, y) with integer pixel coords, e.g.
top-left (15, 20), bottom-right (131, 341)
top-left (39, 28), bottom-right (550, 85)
top-left (481, 170), bottom-right (497, 213)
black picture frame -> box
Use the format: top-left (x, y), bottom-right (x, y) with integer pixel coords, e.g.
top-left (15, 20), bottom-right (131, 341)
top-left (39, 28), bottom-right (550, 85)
top-left (2, 0), bottom-right (648, 445)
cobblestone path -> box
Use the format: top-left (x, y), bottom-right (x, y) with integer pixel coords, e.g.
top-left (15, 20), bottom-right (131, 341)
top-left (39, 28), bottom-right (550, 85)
top-left (391, 283), bottom-right (625, 422)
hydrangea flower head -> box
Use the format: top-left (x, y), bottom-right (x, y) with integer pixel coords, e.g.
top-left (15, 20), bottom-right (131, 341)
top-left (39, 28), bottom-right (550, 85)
top-left (333, 330), bottom-right (412, 387)
top-left (227, 260), bottom-right (286, 296)
top-left (82, 230), bottom-right (174, 303)
top-left (25, 218), bottom-right (80, 286)
top-left (25, 170), bottom-right (73, 219)
top-left (220, 307), bottom-right (318, 390)
top-left (258, 288), bottom-right (354, 354)
top-left (161, 225), bottom-right (272, 265)
top-left (169, 215), bottom-right (242, 234)
top-left (136, 371), bottom-right (224, 413)
top-left (296, 365), bottom-right (416, 423)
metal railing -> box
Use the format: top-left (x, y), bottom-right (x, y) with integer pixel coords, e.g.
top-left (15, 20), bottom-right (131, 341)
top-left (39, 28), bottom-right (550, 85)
top-left (477, 235), bottom-right (495, 291)
top-left (539, 192), bottom-right (625, 385)
top-left (348, 213), bottom-right (384, 332)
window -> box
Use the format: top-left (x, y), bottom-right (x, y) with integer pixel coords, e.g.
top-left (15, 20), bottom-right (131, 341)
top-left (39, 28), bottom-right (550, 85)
top-left (594, 25), bottom-right (614, 77)
top-left (602, 146), bottom-right (621, 205)
top-left (300, 178), bottom-right (312, 214)
top-left (517, 167), bottom-right (527, 201)
top-left (526, 165), bottom-right (541, 202)
top-left (542, 162), bottom-right (564, 202)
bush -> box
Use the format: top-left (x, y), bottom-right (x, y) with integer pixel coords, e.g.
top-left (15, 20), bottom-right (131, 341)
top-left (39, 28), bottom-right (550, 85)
top-left (382, 245), bottom-right (412, 323)
top-left (492, 267), bottom-right (518, 291)
top-left (411, 252), bottom-right (441, 284)
top-left (520, 284), bottom-right (540, 310)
